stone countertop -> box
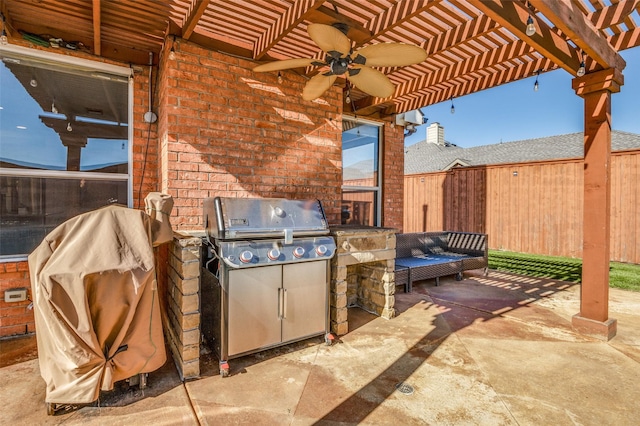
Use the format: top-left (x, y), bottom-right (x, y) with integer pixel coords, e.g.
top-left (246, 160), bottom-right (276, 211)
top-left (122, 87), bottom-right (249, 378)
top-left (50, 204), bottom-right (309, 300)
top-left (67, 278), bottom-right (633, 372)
top-left (329, 225), bottom-right (399, 236)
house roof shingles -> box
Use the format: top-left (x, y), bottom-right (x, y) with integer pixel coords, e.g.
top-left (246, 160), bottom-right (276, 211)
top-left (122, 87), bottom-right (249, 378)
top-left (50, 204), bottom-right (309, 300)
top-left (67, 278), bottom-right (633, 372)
top-left (404, 131), bottom-right (640, 175)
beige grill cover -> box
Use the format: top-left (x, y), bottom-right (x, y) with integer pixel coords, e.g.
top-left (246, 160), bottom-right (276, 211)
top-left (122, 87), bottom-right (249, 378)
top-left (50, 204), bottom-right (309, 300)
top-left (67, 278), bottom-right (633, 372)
top-left (28, 194), bottom-right (173, 404)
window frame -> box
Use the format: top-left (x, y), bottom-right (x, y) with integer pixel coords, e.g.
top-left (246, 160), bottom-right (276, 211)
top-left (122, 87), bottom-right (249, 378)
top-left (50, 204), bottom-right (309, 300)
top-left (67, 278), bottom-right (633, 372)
top-left (0, 44), bottom-right (133, 262)
top-left (341, 115), bottom-right (383, 227)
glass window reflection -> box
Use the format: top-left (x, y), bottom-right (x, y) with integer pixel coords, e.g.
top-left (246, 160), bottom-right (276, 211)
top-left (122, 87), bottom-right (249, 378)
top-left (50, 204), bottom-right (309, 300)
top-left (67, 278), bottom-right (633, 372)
top-left (0, 49), bottom-right (130, 258)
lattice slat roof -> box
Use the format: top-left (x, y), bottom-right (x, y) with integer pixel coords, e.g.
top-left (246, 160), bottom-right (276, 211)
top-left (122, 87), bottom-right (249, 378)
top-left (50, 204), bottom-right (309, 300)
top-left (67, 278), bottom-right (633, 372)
top-left (2, 0), bottom-right (638, 117)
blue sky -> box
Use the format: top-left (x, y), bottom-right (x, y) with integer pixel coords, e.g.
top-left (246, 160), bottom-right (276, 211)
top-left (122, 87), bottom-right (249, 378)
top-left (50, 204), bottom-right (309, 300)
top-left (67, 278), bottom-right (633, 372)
top-left (405, 46), bottom-right (640, 148)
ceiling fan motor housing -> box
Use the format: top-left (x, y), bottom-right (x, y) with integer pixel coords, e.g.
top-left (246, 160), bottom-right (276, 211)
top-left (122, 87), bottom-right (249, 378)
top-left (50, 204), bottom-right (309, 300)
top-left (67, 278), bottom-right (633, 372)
top-left (330, 57), bottom-right (350, 75)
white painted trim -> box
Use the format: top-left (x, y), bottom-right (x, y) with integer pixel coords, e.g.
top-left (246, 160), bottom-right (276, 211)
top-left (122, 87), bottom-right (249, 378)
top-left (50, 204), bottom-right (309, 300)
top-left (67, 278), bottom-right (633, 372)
top-left (342, 115), bottom-right (383, 127)
top-left (0, 169), bottom-right (128, 180)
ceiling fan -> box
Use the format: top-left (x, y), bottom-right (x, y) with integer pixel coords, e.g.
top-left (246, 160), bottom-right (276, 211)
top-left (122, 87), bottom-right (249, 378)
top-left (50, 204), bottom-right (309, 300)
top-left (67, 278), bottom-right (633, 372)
top-left (253, 23), bottom-right (427, 101)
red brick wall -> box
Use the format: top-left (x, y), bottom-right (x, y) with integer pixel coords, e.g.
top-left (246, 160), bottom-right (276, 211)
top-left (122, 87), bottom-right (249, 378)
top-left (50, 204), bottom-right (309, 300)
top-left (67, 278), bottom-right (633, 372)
top-left (382, 123), bottom-right (405, 231)
top-left (1, 37), bottom-right (407, 338)
top-left (156, 38), bottom-right (343, 229)
top-left (133, 67), bottom-right (160, 208)
top-left (0, 262), bottom-right (33, 337)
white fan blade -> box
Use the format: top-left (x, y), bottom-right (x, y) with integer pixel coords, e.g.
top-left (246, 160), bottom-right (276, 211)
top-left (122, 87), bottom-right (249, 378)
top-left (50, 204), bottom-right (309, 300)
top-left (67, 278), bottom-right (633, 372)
top-left (348, 65), bottom-right (395, 98)
top-left (253, 58), bottom-right (317, 72)
top-left (353, 43), bottom-right (427, 67)
top-left (307, 23), bottom-right (352, 56)
top-left (302, 74), bottom-right (338, 101)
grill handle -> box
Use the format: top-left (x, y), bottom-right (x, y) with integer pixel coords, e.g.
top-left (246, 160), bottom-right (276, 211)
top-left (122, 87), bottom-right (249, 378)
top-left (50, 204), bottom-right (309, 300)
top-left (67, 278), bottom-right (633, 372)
top-left (282, 288), bottom-right (288, 319)
top-left (278, 288), bottom-right (284, 319)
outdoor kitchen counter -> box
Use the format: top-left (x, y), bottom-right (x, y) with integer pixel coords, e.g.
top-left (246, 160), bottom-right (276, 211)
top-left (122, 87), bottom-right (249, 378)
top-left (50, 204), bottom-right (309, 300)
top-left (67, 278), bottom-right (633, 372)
top-left (328, 226), bottom-right (398, 335)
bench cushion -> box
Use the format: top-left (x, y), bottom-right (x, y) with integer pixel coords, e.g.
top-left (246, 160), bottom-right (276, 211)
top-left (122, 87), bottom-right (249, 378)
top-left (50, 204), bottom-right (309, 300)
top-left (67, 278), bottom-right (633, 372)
top-left (396, 254), bottom-right (464, 283)
top-left (395, 253), bottom-right (465, 268)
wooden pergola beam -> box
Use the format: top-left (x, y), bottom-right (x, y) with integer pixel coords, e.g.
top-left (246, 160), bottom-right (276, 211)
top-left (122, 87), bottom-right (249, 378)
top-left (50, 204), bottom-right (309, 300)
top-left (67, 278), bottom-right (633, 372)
top-left (253, 0), bottom-right (325, 60)
top-left (182, 0), bottom-right (210, 40)
top-left (354, 14), bottom-right (500, 112)
top-left (589, 0), bottom-right (640, 30)
top-left (393, 56), bottom-right (557, 113)
top-left (364, 0), bottom-right (437, 43)
top-left (425, 14), bottom-right (499, 56)
top-left (472, 0), bottom-right (581, 75)
top-left (92, 0), bottom-right (101, 56)
top-left (607, 26), bottom-right (640, 51)
top-left (529, 0), bottom-right (626, 72)
top-left (355, 36), bottom-right (536, 114)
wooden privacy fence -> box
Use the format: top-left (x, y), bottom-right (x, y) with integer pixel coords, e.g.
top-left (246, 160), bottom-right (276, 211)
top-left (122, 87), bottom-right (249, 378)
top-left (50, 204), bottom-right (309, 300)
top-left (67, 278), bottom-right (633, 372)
top-left (403, 149), bottom-right (640, 264)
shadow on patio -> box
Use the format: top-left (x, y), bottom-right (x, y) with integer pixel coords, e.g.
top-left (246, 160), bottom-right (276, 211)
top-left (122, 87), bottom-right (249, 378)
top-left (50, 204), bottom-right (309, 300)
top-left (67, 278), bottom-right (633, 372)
top-left (2, 270), bottom-right (640, 425)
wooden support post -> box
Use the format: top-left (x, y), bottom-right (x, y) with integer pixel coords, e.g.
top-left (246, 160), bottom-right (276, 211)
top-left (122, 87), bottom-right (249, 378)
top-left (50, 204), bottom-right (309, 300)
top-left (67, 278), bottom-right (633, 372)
top-left (571, 68), bottom-right (623, 341)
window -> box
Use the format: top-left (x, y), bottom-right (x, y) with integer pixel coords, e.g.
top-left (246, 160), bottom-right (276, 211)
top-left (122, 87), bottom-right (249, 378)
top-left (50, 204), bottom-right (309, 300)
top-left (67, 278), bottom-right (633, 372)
top-left (0, 46), bottom-right (131, 259)
top-left (341, 117), bottom-right (382, 227)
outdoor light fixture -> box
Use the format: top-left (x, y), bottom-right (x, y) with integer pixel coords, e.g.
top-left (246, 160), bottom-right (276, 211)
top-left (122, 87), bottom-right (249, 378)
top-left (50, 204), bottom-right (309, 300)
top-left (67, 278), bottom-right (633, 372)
top-left (525, 1), bottom-right (536, 36)
top-left (0, 12), bottom-right (7, 45)
top-left (66, 122), bottom-right (72, 132)
top-left (525, 16), bottom-right (536, 36)
top-left (450, 96), bottom-right (455, 114)
top-left (51, 100), bottom-right (58, 114)
top-left (533, 70), bottom-right (540, 92)
top-left (168, 35), bottom-right (176, 60)
top-left (345, 81), bottom-right (351, 104)
top-left (30, 78), bottom-right (38, 87)
top-left (577, 52), bottom-right (586, 77)
top-left (277, 71), bottom-right (283, 84)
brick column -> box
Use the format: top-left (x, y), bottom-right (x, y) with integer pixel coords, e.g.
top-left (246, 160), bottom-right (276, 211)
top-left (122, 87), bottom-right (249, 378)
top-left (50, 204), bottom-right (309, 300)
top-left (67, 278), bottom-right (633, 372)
top-left (329, 227), bottom-right (397, 335)
top-left (164, 232), bottom-right (202, 379)
top-left (571, 68), bottom-right (623, 341)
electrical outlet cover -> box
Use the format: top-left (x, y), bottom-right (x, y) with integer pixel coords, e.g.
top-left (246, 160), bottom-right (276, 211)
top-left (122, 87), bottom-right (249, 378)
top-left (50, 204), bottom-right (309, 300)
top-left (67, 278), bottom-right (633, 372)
top-left (4, 288), bottom-right (28, 303)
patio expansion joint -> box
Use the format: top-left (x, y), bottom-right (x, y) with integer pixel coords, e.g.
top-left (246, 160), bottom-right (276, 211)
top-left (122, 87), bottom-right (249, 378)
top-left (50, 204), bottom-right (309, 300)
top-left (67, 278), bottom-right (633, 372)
top-left (288, 345), bottom-right (322, 423)
top-left (182, 380), bottom-right (204, 425)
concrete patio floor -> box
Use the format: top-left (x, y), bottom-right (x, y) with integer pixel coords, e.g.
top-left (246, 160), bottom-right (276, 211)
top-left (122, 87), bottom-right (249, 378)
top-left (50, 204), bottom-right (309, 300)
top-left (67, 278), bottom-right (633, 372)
top-left (1, 270), bottom-right (639, 425)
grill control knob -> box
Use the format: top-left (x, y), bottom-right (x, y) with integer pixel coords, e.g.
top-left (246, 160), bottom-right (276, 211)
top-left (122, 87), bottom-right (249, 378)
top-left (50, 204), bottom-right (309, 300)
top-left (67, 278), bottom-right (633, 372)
top-left (293, 246), bottom-right (305, 258)
top-left (239, 250), bottom-right (254, 263)
top-left (267, 248), bottom-right (280, 261)
top-left (315, 245), bottom-right (328, 256)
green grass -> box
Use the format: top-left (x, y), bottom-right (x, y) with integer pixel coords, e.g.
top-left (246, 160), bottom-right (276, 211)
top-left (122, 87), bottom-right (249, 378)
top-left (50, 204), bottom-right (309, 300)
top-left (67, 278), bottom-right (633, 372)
top-left (488, 250), bottom-right (640, 292)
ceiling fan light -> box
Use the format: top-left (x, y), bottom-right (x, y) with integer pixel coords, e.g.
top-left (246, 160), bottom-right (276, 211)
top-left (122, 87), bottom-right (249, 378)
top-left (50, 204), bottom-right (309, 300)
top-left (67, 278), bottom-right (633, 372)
top-left (525, 16), bottom-right (536, 37)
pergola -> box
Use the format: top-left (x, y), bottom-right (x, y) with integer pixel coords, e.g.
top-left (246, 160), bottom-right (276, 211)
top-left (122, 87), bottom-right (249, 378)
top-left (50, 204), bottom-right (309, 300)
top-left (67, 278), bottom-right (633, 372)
top-left (2, 0), bottom-right (639, 340)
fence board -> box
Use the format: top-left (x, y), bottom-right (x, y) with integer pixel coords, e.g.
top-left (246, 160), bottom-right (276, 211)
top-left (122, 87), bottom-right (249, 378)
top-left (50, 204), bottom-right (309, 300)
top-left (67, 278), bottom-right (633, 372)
top-left (404, 150), bottom-right (640, 264)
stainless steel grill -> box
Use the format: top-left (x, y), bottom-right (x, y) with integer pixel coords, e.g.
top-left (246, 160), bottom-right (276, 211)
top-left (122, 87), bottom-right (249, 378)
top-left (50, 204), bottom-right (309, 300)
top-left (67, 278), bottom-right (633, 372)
top-left (201, 197), bottom-right (336, 377)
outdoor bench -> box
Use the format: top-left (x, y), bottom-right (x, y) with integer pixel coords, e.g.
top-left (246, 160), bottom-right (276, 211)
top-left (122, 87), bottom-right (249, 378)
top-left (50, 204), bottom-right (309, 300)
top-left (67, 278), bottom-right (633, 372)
top-left (395, 231), bottom-right (488, 292)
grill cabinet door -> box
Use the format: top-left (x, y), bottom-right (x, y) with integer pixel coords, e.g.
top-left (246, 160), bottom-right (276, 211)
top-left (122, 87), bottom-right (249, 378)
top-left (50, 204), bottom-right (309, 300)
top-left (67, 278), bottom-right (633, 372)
top-left (281, 261), bottom-right (327, 342)
top-left (227, 266), bottom-right (282, 356)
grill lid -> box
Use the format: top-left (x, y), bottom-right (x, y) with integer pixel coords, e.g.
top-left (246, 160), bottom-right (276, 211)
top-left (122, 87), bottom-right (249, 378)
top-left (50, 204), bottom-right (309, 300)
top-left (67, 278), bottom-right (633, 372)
top-left (204, 197), bottom-right (329, 240)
